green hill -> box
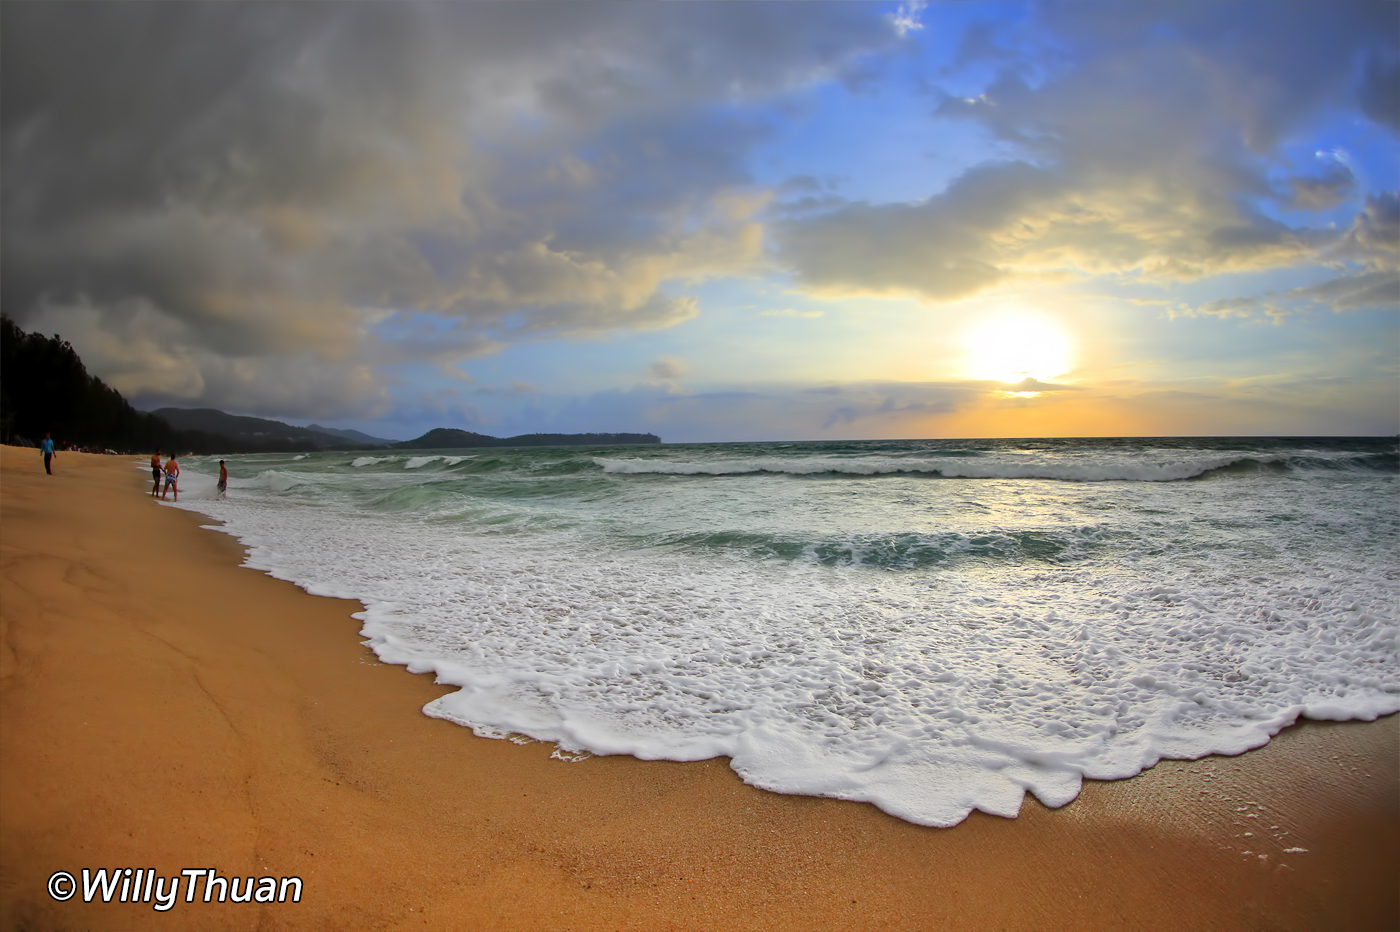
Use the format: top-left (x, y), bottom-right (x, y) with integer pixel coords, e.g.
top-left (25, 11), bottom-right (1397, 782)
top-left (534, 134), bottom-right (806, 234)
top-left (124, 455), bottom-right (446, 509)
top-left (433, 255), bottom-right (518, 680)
top-left (394, 428), bottom-right (660, 449)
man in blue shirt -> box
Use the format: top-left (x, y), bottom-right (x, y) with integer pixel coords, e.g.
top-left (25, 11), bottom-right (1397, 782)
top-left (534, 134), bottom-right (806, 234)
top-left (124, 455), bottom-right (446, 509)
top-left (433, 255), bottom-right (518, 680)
top-left (39, 433), bottom-right (55, 475)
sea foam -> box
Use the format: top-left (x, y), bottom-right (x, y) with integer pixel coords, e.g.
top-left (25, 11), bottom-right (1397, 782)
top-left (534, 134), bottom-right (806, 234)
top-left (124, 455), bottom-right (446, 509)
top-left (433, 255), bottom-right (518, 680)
top-left (593, 451), bottom-right (1360, 482)
top-left (172, 439), bottom-right (1400, 826)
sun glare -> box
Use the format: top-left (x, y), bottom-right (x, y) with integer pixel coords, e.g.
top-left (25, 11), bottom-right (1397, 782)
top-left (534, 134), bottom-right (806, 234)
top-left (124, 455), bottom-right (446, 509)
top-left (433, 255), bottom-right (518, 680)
top-left (961, 311), bottom-right (1074, 386)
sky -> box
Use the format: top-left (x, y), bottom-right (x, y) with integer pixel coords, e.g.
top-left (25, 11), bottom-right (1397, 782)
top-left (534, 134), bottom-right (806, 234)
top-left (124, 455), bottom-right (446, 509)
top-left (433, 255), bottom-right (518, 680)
top-left (3, 1), bottom-right (1397, 443)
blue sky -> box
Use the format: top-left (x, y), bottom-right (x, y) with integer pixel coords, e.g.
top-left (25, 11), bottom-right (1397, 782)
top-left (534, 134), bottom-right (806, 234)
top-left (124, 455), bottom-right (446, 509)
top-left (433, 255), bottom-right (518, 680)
top-left (3, 1), bottom-right (1396, 441)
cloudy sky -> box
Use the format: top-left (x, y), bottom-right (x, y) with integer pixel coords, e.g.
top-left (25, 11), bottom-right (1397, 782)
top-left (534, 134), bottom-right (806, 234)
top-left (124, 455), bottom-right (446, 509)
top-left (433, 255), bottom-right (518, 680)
top-left (3, 1), bottom-right (1397, 442)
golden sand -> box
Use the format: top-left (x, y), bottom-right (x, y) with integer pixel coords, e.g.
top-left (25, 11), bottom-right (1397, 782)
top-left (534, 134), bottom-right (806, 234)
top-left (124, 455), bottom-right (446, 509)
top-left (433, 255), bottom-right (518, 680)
top-left (1, 446), bottom-right (1395, 930)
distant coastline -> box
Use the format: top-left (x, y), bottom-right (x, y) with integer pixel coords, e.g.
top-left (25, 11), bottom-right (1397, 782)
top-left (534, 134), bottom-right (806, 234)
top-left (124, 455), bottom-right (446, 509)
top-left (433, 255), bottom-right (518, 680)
top-left (153, 409), bottom-right (660, 453)
top-left (1, 318), bottom-right (660, 455)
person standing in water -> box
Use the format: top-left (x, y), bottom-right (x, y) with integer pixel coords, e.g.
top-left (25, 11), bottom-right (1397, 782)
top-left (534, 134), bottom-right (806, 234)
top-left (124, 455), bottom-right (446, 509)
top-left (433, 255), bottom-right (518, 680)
top-left (217, 460), bottom-right (228, 499)
top-left (40, 433), bottom-right (56, 475)
top-left (162, 454), bottom-right (180, 501)
top-left (151, 449), bottom-right (163, 496)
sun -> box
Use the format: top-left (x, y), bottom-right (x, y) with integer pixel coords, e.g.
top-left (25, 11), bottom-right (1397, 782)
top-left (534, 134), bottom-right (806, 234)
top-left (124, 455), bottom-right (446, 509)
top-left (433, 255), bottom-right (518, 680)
top-left (961, 311), bottom-right (1074, 385)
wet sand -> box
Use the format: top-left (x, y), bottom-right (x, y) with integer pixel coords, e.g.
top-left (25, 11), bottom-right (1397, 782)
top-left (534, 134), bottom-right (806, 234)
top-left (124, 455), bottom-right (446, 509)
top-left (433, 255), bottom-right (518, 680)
top-left (1, 445), bottom-right (1395, 931)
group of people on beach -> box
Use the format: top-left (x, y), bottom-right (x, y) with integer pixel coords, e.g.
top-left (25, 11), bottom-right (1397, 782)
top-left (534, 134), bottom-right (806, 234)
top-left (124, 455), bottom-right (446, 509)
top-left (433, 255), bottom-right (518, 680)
top-left (150, 450), bottom-right (179, 500)
top-left (148, 451), bottom-right (227, 501)
top-left (35, 440), bottom-right (228, 503)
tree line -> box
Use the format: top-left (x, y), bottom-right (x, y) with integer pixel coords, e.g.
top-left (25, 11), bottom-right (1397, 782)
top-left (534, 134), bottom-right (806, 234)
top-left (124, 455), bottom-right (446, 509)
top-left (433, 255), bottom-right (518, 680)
top-left (2, 317), bottom-right (244, 454)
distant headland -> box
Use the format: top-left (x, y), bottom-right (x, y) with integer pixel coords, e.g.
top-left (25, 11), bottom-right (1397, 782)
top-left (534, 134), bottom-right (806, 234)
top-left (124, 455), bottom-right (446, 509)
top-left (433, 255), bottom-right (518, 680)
top-left (394, 427), bottom-right (659, 449)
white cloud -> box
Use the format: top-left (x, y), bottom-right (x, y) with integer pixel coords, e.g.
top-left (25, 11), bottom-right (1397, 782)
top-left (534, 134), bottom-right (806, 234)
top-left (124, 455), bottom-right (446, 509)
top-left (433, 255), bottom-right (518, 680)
top-left (890, 2), bottom-right (927, 38)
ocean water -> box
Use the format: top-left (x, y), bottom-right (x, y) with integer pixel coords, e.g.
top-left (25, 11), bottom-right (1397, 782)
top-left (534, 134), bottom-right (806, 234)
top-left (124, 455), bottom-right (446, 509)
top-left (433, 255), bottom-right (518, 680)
top-left (168, 437), bottom-right (1399, 827)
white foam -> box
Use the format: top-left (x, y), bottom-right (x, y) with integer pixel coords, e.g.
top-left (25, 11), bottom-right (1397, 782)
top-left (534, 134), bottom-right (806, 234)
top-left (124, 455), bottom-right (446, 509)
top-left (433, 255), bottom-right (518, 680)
top-left (356, 454), bottom-right (470, 469)
top-left (177, 465), bottom-right (1400, 827)
top-left (246, 469), bottom-right (306, 493)
top-left (593, 453), bottom-right (1274, 481)
top-left (160, 473), bottom-right (220, 500)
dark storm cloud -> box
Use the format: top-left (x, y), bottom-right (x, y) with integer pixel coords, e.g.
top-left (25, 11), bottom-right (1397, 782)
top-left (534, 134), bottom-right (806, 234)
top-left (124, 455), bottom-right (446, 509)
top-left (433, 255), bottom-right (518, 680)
top-left (779, 1), bottom-right (1399, 305)
top-left (1359, 52), bottom-right (1400, 133)
top-left (1, 1), bottom-right (898, 416)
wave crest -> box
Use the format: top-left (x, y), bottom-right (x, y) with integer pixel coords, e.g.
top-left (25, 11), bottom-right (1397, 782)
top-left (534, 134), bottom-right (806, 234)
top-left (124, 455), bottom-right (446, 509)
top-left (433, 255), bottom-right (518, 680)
top-left (594, 451), bottom-right (1390, 482)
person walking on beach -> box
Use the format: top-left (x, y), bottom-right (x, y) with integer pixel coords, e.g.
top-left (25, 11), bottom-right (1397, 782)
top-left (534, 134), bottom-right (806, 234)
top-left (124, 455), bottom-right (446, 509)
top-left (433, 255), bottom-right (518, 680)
top-left (40, 433), bottom-right (56, 475)
top-left (162, 454), bottom-right (180, 501)
top-left (217, 460), bottom-right (228, 499)
top-left (151, 449), bottom-right (163, 496)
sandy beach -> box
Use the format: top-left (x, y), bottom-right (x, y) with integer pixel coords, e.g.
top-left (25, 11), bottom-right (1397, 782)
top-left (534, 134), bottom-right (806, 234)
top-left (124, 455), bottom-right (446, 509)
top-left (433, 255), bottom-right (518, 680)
top-left (0, 446), bottom-right (1395, 931)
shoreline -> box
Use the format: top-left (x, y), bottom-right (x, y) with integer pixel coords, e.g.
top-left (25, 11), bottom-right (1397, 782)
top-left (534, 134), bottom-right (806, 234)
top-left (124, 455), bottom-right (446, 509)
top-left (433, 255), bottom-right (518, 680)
top-left (1, 446), bottom-right (1395, 930)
